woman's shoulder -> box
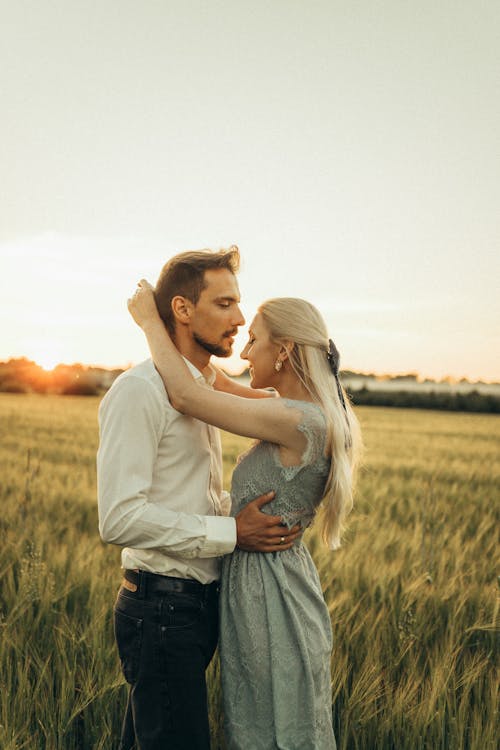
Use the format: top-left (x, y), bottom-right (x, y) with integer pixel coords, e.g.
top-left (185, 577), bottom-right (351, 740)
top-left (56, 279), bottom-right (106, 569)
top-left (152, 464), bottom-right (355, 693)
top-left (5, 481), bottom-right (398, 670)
top-left (279, 398), bottom-right (328, 461)
top-left (280, 397), bottom-right (326, 425)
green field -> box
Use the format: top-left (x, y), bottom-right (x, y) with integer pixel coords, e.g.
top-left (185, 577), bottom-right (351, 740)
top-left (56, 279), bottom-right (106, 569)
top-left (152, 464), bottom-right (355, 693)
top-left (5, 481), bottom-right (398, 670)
top-left (0, 394), bottom-right (498, 749)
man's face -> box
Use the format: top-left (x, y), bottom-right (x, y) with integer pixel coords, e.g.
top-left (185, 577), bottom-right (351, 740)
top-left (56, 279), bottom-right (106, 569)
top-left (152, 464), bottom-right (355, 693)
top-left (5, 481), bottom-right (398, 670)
top-left (189, 269), bottom-right (245, 357)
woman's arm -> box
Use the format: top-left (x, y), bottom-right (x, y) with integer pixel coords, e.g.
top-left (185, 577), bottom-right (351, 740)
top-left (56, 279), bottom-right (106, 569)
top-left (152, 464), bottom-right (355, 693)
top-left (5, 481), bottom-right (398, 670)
top-left (213, 367), bottom-right (276, 399)
top-left (128, 283), bottom-right (303, 451)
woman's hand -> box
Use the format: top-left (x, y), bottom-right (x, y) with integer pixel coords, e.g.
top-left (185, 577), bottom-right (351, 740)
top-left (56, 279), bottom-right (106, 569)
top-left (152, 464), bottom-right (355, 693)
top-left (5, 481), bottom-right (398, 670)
top-left (127, 279), bottom-right (161, 330)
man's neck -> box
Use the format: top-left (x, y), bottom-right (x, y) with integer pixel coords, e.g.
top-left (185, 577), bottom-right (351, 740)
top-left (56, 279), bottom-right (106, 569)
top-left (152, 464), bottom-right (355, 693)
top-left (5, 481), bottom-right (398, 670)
top-left (172, 332), bottom-right (211, 375)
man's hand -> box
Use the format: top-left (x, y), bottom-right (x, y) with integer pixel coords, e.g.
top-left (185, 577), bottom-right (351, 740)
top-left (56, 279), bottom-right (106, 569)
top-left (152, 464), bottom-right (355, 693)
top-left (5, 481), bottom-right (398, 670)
top-left (235, 492), bottom-right (301, 552)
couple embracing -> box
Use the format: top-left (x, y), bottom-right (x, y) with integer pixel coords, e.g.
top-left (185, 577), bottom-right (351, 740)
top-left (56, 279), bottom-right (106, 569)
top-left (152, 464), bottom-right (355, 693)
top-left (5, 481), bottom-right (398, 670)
top-left (97, 246), bottom-right (361, 750)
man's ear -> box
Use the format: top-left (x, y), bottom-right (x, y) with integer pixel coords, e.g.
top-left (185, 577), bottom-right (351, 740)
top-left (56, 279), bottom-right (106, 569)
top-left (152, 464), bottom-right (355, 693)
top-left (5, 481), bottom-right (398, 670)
top-left (171, 295), bottom-right (194, 326)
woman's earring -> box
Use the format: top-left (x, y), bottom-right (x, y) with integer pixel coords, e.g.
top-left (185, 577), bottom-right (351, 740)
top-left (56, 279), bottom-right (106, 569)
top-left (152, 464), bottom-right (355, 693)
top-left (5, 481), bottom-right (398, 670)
top-left (274, 359), bottom-right (283, 372)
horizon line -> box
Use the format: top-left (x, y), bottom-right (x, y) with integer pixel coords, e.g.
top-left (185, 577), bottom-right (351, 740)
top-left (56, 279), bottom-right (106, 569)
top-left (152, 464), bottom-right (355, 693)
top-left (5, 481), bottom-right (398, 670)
top-left (1, 356), bottom-right (499, 386)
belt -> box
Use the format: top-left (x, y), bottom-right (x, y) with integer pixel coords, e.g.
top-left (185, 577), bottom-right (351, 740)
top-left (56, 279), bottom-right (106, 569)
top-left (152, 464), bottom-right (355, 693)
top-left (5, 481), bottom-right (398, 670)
top-left (123, 568), bottom-right (218, 598)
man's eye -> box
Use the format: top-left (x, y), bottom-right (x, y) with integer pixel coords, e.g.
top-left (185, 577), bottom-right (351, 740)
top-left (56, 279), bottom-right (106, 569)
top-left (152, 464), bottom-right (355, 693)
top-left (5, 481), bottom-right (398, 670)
top-left (218, 302), bottom-right (230, 308)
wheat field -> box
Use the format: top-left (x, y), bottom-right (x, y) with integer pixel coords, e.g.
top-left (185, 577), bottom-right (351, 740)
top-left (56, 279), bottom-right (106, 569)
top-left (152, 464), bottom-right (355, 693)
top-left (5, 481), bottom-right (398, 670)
top-left (0, 394), bottom-right (498, 749)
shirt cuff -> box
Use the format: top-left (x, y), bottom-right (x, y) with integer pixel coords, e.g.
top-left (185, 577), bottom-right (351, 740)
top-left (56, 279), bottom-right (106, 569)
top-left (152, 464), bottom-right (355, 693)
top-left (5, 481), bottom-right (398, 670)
top-left (220, 490), bottom-right (232, 516)
top-left (198, 515), bottom-right (237, 557)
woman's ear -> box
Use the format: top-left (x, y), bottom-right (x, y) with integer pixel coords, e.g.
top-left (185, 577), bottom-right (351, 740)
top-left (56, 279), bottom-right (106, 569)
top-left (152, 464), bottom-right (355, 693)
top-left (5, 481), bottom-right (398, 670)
top-left (171, 295), bottom-right (193, 326)
top-left (280, 341), bottom-right (295, 362)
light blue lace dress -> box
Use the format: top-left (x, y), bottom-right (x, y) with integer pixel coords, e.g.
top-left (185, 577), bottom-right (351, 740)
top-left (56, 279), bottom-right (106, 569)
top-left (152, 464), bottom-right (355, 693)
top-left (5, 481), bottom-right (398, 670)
top-left (219, 399), bottom-right (337, 750)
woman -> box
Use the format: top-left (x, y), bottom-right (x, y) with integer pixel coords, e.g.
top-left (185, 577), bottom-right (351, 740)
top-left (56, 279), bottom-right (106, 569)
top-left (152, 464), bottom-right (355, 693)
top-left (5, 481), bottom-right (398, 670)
top-left (128, 282), bottom-right (361, 750)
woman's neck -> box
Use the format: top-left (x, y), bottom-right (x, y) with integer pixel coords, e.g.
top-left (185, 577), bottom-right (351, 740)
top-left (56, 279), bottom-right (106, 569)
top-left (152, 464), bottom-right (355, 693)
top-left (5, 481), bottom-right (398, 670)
top-left (275, 373), bottom-right (314, 403)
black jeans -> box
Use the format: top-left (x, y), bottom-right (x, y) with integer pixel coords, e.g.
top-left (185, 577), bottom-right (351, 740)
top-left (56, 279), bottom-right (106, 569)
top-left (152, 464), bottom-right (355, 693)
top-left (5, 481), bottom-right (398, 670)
top-left (114, 571), bottom-right (219, 750)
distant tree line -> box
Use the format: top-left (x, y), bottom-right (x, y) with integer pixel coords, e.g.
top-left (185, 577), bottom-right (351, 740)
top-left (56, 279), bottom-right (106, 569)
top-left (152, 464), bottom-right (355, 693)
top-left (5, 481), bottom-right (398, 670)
top-left (1, 358), bottom-right (499, 413)
top-left (0, 358), bottom-right (123, 396)
top-left (348, 386), bottom-right (500, 414)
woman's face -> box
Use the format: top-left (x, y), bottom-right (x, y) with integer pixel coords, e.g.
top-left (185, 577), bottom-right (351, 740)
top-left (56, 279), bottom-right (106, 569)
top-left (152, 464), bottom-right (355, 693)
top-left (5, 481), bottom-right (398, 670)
top-left (240, 313), bottom-right (281, 389)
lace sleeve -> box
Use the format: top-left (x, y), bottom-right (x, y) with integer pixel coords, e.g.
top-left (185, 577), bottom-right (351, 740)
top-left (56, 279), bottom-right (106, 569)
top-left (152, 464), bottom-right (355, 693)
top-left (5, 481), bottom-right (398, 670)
top-left (281, 398), bottom-right (328, 467)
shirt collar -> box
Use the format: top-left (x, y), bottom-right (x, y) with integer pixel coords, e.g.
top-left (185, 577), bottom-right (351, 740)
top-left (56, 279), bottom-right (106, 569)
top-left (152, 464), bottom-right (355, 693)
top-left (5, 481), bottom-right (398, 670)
top-left (182, 356), bottom-right (216, 386)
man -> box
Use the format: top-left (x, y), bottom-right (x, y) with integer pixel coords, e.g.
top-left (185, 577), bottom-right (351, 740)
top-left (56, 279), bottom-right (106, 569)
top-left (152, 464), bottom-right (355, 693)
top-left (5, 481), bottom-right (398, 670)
top-left (97, 246), bottom-right (299, 750)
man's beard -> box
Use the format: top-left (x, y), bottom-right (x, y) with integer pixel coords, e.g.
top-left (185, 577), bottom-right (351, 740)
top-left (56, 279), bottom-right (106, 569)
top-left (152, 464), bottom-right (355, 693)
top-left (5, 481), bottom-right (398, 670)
top-left (194, 331), bottom-right (233, 358)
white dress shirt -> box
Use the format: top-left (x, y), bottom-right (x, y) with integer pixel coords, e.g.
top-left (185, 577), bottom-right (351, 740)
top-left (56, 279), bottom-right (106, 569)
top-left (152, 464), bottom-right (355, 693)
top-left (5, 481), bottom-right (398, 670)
top-left (97, 358), bottom-right (236, 584)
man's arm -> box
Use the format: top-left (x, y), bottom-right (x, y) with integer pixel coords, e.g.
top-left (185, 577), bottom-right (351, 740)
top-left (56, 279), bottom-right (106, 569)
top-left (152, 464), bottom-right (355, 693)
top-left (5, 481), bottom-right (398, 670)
top-left (97, 376), bottom-right (299, 555)
top-left (97, 376), bottom-right (235, 558)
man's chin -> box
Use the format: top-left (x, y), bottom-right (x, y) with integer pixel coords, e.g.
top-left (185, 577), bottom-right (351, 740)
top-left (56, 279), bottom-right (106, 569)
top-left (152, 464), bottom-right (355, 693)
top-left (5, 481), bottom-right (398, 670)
top-left (194, 336), bottom-right (232, 358)
top-left (217, 343), bottom-right (234, 358)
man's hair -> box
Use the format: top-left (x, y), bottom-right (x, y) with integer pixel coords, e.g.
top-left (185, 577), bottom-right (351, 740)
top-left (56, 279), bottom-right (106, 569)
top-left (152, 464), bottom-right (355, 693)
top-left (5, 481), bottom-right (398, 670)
top-left (155, 246), bottom-right (240, 334)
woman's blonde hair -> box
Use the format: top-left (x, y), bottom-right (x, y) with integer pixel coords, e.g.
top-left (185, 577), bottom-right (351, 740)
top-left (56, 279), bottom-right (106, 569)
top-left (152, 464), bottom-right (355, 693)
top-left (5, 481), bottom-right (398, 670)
top-left (258, 297), bottom-right (362, 549)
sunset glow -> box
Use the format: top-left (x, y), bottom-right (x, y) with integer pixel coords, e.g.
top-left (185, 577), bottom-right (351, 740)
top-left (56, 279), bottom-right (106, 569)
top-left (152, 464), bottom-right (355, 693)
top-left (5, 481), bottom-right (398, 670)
top-left (27, 339), bottom-right (66, 374)
top-left (37, 357), bottom-right (59, 373)
top-left (1, 4), bottom-right (498, 383)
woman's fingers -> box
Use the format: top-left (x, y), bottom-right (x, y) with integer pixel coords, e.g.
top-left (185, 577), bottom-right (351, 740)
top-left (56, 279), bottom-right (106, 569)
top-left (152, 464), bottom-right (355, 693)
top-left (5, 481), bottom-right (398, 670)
top-left (127, 281), bottom-right (159, 328)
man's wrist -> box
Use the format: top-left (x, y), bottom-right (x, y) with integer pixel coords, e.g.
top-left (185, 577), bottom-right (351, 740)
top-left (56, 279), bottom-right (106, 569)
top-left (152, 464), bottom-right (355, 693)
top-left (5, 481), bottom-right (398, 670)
top-left (198, 515), bottom-right (237, 557)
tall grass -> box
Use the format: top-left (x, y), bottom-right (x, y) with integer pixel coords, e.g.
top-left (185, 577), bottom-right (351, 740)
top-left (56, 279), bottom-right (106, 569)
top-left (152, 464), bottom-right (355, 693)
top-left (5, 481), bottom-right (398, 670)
top-left (0, 394), bottom-right (498, 749)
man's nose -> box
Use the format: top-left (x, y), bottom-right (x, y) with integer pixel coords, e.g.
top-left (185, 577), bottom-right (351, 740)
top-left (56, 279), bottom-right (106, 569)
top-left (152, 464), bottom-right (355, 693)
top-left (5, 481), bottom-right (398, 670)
top-left (233, 305), bottom-right (245, 327)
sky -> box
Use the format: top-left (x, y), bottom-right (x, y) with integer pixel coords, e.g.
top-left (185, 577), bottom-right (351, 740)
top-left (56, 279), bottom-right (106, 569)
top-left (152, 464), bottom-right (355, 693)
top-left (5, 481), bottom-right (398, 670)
top-left (1, 1), bottom-right (499, 381)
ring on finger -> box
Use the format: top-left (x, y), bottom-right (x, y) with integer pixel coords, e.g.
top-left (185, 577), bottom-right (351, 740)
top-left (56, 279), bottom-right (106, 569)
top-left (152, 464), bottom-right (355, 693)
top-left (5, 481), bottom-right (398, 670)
top-left (279, 536), bottom-right (285, 545)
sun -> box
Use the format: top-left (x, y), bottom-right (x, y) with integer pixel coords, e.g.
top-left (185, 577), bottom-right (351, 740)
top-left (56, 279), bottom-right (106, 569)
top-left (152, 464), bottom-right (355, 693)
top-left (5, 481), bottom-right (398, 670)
top-left (31, 347), bottom-right (63, 372)
top-left (37, 353), bottom-right (61, 371)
